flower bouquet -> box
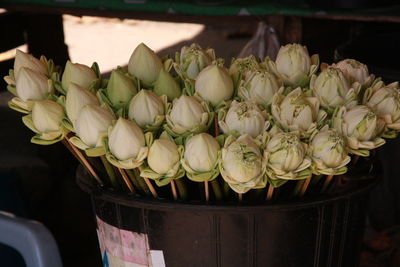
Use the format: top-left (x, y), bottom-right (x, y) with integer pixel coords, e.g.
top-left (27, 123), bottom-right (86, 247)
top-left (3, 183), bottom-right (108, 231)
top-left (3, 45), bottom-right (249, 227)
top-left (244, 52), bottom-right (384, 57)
top-left (5, 42), bottom-right (394, 267)
top-left (5, 43), bottom-right (395, 203)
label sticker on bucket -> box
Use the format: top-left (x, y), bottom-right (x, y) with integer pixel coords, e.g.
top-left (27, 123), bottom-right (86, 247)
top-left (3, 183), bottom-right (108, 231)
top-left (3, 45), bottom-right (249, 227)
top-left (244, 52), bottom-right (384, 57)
top-left (96, 216), bottom-right (165, 267)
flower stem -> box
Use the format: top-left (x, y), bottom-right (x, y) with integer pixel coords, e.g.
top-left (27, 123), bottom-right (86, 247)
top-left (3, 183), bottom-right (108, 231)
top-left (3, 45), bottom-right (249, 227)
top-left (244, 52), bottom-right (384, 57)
top-left (223, 181), bottom-right (231, 199)
top-left (175, 178), bottom-right (188, 201)
top-left (299, 176), bottom-right (312, 196)
top-left (126, 169), bottom-right (152, 197)
top-left (100, 155), bottom-right (119, 190)
top-left (204, 181), bottom-right (210, 202)
top-left (211, 179), bottom-right (223, 201)
top-left (321, 175), bottom-right (334, 192)
top-left (170, 180), bottom-right (178, 200)
top-left (266, 185), bottom-right (274, 200)
top-left (117, 168), bottom-right (135, 193)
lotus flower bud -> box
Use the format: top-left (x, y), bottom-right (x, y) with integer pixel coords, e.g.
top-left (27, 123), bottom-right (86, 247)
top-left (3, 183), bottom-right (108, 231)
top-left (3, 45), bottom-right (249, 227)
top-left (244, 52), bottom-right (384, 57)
top-left (365, 86), bottom-right (400, 130)
top-left (75, 104), bottom-right (115, 148)
top-left (334, 105), bottom-right (385, 155)
top-left (229, 56), bottom-right (260, 83)
top-left (178, 43), bottom-right (213, 79)
top-left (148, 139), bottom-right (180, 174)
top-left (272, 88), bottom-right (325, 138)
top-left (309, 128), bottom-right (350, 175)
top-left (264, 132), bottom-right (311, 179)
top-left (238, 70), bottom-right (281, 107)
top-left (220, 135), bottom-right (265, 193)
top-left (128, 43), bottom-right (163, 85)
top-left (66, 83), bottom-right (99, 126)
top-left (332, 59), bottom-right (373, 86)
top-left (153, 68), bottom-right (181, 101)
top-left (275, 44), bottom-right (312, 86)
top-left (32, 100), bottom-right (64, 132)
top-left (108, 118), bottom-right (145, 161)
top-left (106, 70), bottom-right (137, 109)
top-left (16, 67), bottom-right (52, 101)
top-left (220, 100), bottom-right (269, 138)
top-left (61, 60), bottom-right (97, 90)
top-left (311, 67), bottom-right (358, 112)
top-left (183, 133), bottom-right (220, 172)
top-left (195, 65), bottom-right (234, 107)
top-left (128, 90), bottom-right (165, 128)
top-left (14, 50), bottom-right (47, 79)
top-left (170, 95), bottom-right (205, 130)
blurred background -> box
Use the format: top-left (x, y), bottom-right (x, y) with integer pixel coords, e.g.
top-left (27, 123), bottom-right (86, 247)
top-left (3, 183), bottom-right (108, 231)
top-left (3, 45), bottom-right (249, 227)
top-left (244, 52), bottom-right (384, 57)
top-left (1, 1), bottom-right (400, 266)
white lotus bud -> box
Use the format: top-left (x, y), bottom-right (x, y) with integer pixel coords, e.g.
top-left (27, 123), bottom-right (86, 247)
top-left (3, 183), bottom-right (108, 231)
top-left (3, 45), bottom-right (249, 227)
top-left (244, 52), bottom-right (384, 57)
top-left (272, 88), bottom-right (324, 137)
top-left (183, 133), bottom-right (220, 172)
top-left (14, 50), bottom-right (47, 79)
top-left (147, 139), bottom-right (180, 174)
top-left (128, 90), bottom-right (164, 128)
top-left (108, 118), bottom-right (145, 160)
top-left (170, 95), bottom-right (205, 130)
top-left (16, 67), bottom-right (52, 101)
top-left (153, 68), bottom-right (181, 101)
top-left (220, 100), bottom-right (268, 138)
top-left (32, 100), bottom-right (64, 132)
top-left (365, 86), bottom-right (400, 129)
top-left (332, 59), bottom-right (372, 86)
top-left (311, 67), bottom-right (352, 109)
top-left (66, 83), bottom-right (99, 126)
top-left (128, 43), bottom-right (163, 85)
top-left (106, 70), bottom-right (137, 109)
top-left (275, 44), bottom-right (311, 86)
top-left (229, 56), bottom-right (260, 81)
top-left (239, 70), bottom-right (281, 106)
top-left (75, 104), bottom-right (115, 147)
top-left (195, 65), bottom-right (234, 107)
top-left (179, 43), bottom-right (213, 79)
top-left (265, 132), bottom-right (310, 176)
top-left (221, 134), bottom-right (263, 183)
top-left (61, 60), bottom-right (97, 90)
top-left (310, 128), bottom-right (350, 173)
top-left (343, 105), bottom-right (382, 143)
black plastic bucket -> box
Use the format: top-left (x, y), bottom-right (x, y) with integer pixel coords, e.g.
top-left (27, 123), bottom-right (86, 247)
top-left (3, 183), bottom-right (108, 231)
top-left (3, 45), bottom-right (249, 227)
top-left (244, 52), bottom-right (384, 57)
top-left (77, 167), bottom-right (378, 267)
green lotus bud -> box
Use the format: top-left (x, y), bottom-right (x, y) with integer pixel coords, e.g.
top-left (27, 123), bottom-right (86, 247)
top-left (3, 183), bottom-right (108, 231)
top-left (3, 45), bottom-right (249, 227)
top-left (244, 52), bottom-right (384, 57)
top-left (333, 105), bottom-right (385, 155)
top-left (32, 100), bottom-right (64, 132)
top-left (14, 49), bottom-right (47, 79)
top-left (219, 100), bottom-right (269, 138)
top-left (365, 86), bottom-right (400, 131)
top-left (311, 67), bottom-right (355, 110)
top-left (272, 88), bottom-right (326, 138)
top-left (75, 104), bottom-right (115, 148)
top-left (183, 133), bottom-right (219, 172)
top-left (148, 139), bottom-right (180, 174)
top-left (106, 70), bottom-right (137, 109)
top-left (274, 44), bottom-right (317, 87)
top-left (264, 132), bottom-right (311, 180)
top-left (309, 127), bottom-right (350, 175)
top-left (332, 59), bottom-right (374, 86)
top-left (128, 90), bottom-right (165, 128)
top-left (108, 118), bottom-right (145, 161)
top-left (61, 60), bottom-right (97, 90)
top-left (195, 65), bottom-right (234, 107)
top-left (238, 70), bottom-right (281, 107)
top-left (220, 134), bottom-right (265, 193)
top-left (66, 83), bottom-right (99, 126)
top-left (178, 43), bottom-right (214, 79)
top-left (153, 68), bottom-right (181, 101)
top-left (16, 67), bottom-right (52, 101)
top-left (128, 43), bottom-right (163, 85)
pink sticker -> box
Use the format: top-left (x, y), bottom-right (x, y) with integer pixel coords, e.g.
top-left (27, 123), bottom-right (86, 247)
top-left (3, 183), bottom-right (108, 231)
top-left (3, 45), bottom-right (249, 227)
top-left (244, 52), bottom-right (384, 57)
top-left (121, 230), bottom-right (149, 265)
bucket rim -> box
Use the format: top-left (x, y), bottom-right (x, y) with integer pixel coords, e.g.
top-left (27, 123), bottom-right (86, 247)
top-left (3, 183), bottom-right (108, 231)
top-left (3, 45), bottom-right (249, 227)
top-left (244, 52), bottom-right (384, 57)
top-left (77, 166), bottom-right (377, 213)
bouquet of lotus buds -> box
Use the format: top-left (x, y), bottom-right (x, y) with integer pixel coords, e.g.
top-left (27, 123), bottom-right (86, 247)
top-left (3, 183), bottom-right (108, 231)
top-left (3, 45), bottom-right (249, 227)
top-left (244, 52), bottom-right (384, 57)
top-left (5, 42), bottom-right (396, 203)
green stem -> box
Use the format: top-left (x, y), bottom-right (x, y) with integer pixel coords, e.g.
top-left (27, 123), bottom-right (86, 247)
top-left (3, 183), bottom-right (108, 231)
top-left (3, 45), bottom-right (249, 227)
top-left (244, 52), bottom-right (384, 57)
top-left (127, 169), bottom-right (152, 197)
top-left (293, 180), bottom-right (305, 197)
top-left (125, 169), bottom-right (143, 195)
top-left (223, 181), bottom-right (231, 199)
top-left (175, 178), bottom-right (188, 201)
top-left (100, 155), bottom-right (119, 189)
top-left (211, 179), bottom-right (223, 201)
